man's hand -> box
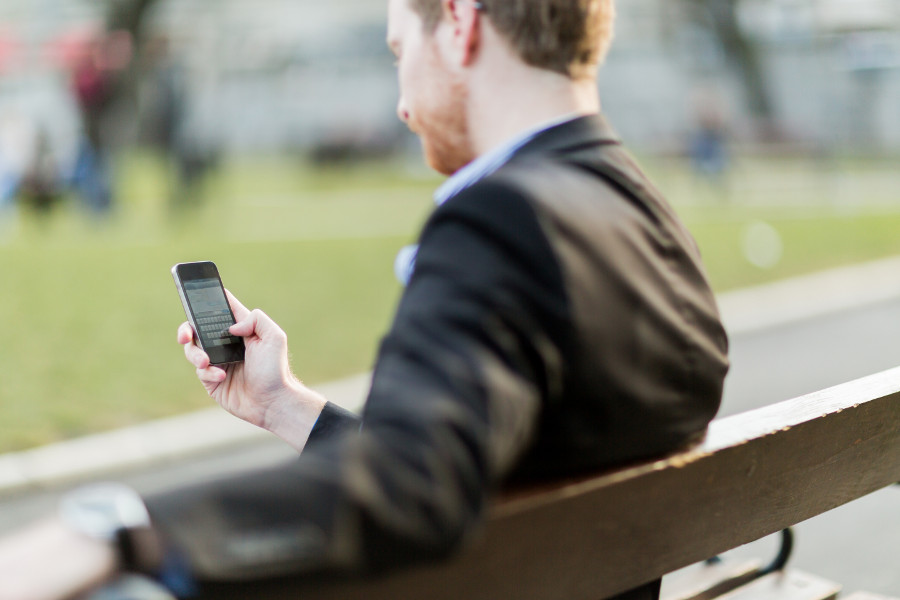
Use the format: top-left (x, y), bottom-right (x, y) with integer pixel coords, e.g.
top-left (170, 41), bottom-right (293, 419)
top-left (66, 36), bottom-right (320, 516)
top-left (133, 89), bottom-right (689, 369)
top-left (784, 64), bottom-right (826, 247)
top-left (0, 518), bottom-right (116, 600)
top-left (178, 290), bottom-right (327, 452)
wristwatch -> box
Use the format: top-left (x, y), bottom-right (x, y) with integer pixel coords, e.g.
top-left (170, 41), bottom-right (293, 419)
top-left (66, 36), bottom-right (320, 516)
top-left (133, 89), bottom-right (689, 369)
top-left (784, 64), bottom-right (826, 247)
top-left (58, 482), bottom-right (152, 542)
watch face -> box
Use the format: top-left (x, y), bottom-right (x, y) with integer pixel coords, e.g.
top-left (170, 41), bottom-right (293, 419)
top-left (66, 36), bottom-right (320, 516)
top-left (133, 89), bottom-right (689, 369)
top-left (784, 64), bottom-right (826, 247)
top-left (59, 483), bottom-right (150, 541)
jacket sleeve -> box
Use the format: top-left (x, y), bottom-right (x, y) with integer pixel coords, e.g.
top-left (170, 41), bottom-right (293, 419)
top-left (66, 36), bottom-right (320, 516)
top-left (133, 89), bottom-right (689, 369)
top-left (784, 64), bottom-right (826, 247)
top-left (135, 182), bottom-right (571, 596)
top-left (305, 401), bottom-right (361, 446)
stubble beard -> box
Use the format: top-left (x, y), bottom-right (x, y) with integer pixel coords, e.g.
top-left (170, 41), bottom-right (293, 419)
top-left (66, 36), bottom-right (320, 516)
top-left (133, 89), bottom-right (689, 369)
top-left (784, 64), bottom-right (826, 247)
top-left (416, 52), bottom-right (475, 176)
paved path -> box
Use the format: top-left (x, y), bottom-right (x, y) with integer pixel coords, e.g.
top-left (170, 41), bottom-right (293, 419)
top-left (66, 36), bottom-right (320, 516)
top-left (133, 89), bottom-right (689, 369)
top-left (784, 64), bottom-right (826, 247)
top-left (712, 296), bottom-right (900, 596)
top-left (2, 257), bottom-right (899, 597)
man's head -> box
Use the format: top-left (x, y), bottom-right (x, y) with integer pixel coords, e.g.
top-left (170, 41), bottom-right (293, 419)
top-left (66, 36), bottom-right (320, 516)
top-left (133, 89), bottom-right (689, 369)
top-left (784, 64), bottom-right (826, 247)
top-left (387, 0), bottom-right (615, 175)
top-left (388, 0), bottom-right (476, 175)
top-left (408, 0), bottom-right (616, 80)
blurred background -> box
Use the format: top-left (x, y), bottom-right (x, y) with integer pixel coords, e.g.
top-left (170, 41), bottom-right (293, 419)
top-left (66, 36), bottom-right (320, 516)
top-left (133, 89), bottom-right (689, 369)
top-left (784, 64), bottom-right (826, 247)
top-left (0, 0), bottom-right (899, 452)
top-left (0, 2), bottom-right (898, 597)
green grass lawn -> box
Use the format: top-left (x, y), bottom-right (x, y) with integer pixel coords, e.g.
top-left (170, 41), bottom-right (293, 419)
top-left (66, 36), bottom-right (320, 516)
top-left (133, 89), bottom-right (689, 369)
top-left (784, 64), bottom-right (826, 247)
top-left (643, 153), bottom-right (900, 290)
top-left (0, 150), bottom-right (898, 452)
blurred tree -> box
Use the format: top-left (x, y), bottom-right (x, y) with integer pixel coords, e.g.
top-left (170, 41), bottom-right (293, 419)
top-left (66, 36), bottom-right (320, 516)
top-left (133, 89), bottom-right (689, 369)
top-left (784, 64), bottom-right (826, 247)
top-left (682, 0), bottom-right (775, 127)
top-left (106, 0), bottom-right (161, 44)
top-left (102, 0), bottom-right (162, 107)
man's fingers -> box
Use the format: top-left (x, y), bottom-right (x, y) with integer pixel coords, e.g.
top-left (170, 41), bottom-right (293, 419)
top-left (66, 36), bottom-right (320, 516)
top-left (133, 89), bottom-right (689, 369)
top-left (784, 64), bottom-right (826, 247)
top-left (229, 310), bottom-right (256, 338)
top-left (183, 339), bottom-right (211, 369)
top-left (176, 320), bottom-right (225, 390)
top-left (196, 366), bottom-right (227, 385)
top-left (230, 308), bottom-right (270, 338)
top-left (231, 308), bottom-right (286, 342)
top-left (178, 322), bottom-right (212, 369)
top-left (225, 289), bottom-right (251, 321)
top-left (176, 321), bottom-right (195, 345)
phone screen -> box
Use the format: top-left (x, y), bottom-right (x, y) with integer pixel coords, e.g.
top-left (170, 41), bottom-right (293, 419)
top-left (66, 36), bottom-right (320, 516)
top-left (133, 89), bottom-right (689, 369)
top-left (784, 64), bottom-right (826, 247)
top-left (173, 262), bottom-right (245, 365)
top-left (184, 278), bottom-right (242, 348)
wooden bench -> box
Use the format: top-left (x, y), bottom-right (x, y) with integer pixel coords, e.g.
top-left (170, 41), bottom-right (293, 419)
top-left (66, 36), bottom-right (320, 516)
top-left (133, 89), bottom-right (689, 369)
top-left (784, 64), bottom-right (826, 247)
top-left (215, 366), bottom-right (900, 600)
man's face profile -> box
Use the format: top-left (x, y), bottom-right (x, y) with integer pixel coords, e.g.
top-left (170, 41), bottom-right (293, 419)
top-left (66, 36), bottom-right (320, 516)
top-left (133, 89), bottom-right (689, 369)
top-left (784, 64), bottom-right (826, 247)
top-left (387, 0), bottom-right (474, 175)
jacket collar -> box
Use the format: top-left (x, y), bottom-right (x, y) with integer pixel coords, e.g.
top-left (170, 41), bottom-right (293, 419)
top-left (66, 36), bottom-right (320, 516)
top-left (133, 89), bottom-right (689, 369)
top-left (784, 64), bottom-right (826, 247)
top-left (510, 113), bottom-right (622, 162)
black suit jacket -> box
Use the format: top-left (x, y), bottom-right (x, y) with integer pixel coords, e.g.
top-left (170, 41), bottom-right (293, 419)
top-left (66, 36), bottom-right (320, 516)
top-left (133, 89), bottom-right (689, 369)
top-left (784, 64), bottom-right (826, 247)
top-left (134, 115), bottom-right (729, 596)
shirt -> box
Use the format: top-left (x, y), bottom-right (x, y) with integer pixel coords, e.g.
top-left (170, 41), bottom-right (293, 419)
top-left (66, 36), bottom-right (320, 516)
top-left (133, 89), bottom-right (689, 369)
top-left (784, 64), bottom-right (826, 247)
top-left (393, 113), bottom-right (583, 285)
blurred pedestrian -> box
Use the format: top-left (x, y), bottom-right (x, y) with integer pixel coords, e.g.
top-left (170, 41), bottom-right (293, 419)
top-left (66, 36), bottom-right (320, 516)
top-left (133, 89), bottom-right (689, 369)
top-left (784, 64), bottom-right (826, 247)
top-left (139, 35), bottom-right (215, 213)
top-left (18, 127), bottom-right (63, 220)
top-left (0, 113), bottom-right (29, 213)
top-left (688, 87), bottom-right (731, 196)
top-left (0, 114), bottom-right (63, 227)
top-left (68, 31), bottom-right (133, 218)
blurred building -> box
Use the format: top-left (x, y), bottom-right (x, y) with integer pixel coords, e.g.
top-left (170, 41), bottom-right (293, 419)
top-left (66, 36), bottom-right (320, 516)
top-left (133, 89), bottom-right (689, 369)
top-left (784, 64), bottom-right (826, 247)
top-left (602, 0), bottom-right (900, 152)
top-left (0, 0), bottom-right (898, 158)
top-left (143, 0), bottom-right (401, 155)
top-left (0, 0), bottom-right (400, 162)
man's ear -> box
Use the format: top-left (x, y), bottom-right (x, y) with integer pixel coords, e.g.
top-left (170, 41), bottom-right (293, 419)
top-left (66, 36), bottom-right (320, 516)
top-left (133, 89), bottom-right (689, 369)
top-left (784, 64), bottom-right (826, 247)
top-left (441, 0), bottom-right (481, 67)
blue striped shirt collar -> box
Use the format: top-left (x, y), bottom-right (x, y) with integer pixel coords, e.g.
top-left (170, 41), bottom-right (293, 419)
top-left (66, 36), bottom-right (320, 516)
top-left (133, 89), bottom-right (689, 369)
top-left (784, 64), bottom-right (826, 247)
top-left (395, 113), bottom-right (585, 285)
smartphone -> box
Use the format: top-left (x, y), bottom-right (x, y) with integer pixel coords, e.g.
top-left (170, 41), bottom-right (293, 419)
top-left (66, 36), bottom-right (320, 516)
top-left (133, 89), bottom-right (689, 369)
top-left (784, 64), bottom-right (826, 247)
top-left (172, 261), bottom-right (245, 365)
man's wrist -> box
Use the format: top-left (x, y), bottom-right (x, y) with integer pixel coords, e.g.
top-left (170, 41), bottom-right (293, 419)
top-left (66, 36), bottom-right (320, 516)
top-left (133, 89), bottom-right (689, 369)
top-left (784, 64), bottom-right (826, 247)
top-left (263, 378), bottom-right (328, 452)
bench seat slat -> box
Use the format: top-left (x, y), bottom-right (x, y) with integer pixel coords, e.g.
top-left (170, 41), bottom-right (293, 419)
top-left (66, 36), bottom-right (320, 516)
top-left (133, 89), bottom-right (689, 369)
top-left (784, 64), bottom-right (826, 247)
top-left (212, 367), bottom-right (900, 600)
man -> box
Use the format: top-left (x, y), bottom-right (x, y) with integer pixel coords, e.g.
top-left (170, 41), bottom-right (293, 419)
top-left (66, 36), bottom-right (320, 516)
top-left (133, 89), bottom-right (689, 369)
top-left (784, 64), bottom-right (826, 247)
top-left (0, 1), bottom-right (729, 599)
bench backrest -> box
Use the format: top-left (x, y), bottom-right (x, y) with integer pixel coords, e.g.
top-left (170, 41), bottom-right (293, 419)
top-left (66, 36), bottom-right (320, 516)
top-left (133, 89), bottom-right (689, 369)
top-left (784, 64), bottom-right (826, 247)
top-left (227, 367), bottom-right (900, 600)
